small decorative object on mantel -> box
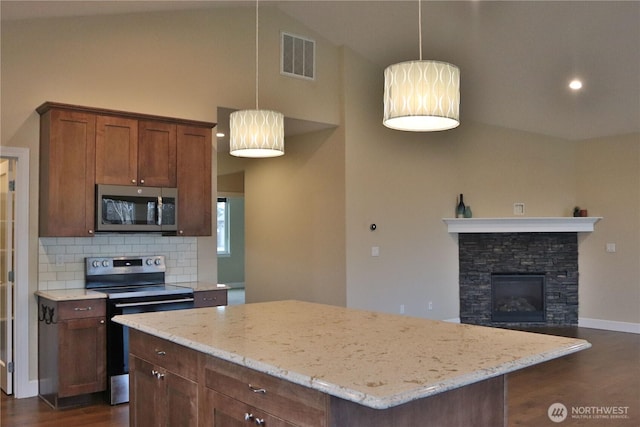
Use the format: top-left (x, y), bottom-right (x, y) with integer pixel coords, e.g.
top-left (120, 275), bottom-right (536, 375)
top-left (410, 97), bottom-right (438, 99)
top-left (456, 194), bottom-right (466, 218)
top-left (573, 206), bottom-right (588, 217)
top-left (464, 206), bottom-right (473, 218)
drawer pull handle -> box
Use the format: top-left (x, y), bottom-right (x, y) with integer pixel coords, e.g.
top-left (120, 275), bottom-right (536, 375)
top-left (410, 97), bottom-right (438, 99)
top-left (248, 384), bottom-right (267, 394)
top-left (203, 297), bottom-right (216, 301)
top-left (74, 307), bottom-right (93, 311)
top-left (156, 350), bottom-right (166, 356)
top-left (244, 413), bottom-right (253, 421)
top-left (255, 418), bottom-right (265, 426)
top-left (151, 369), bottom-right (165, 380)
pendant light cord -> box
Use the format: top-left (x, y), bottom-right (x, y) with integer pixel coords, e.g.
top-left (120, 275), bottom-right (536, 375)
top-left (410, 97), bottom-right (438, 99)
top-left (418, 0), bottom-right (422, 61)
top-left (255, 0), bottom-right (260, 110)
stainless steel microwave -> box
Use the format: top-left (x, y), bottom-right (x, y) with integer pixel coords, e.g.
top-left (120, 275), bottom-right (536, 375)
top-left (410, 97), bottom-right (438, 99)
top-left (96, 184), bottom-right (177, 232)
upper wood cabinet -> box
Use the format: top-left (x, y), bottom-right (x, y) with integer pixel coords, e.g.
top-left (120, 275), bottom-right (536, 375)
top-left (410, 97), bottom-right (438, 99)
top-left (96, 117), bottom-right (177, 187)
top-left (95, 115), bottom-right (138, 185)
top-left (177, 125), bottom-right (212, 236)
top-left (39, 108), bottom-right (97, 237)
top-left (138, 121), bottom-right (177, 187)
top-left (38, 102), bottom-right (215, 237)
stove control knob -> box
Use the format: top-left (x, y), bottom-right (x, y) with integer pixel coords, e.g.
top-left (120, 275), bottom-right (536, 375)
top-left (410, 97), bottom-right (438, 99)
top-left (154, 258), bottom-right (162, 266)
top-left (102, 260), bottom-right (110, 267)
top-left (92, 260), bottom-right (100, 268)
top-left (146, 259), bottom-right (153, 266)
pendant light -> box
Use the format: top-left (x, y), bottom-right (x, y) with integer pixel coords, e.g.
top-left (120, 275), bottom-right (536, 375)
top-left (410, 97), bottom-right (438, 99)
top-left (383, 0), bottom-right (460, 132)
top-left (230, 0), bottom-right (284, 157)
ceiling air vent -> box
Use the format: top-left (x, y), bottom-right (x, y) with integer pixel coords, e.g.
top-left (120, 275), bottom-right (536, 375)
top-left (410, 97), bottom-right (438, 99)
top-left (281, 32), bottom-right (315, 80)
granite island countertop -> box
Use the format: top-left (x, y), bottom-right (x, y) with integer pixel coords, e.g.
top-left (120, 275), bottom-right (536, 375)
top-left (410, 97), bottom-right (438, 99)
top-left (113, 300), bottom-right (590, 409)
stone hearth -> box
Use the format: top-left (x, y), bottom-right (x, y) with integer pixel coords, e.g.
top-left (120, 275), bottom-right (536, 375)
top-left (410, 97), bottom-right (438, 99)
top-left (458, 232), bottom-right (578, 327)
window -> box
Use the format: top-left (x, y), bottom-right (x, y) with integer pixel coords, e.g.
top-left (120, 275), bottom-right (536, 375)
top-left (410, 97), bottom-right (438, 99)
top-left (217, 198), bottom-right (230, 255)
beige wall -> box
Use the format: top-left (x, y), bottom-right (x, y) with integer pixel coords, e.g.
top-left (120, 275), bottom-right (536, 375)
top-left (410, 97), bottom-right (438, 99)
top-left (243, 127), bottom-right (347, 306)
top-left (576, 134), bottom-right (640, 323)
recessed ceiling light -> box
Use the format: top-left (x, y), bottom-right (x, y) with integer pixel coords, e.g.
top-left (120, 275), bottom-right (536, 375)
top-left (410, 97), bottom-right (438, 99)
top-left (569, 79), bottom-right (583, 90)
top-left (216, 132), bottom-right (225, 138)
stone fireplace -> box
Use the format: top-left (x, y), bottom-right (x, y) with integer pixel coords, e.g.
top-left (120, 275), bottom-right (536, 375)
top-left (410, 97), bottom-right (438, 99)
top-left (445, 217), bottom-right (600, 328)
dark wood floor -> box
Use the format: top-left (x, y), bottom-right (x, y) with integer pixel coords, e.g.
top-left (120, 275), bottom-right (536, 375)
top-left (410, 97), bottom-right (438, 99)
top-left (1, 327), bottom-right (638, 426)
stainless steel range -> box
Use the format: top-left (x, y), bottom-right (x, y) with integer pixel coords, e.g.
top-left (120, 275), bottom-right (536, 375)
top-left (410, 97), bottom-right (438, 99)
top-left (85, 255), bottom-right (194, 405)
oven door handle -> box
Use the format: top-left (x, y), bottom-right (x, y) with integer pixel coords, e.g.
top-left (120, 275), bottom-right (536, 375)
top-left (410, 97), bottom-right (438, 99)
top-left (114, 297), bottom-right (194, 308)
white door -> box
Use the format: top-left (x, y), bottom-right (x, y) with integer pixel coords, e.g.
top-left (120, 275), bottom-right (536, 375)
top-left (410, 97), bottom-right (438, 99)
top-left (0, 158), bottom-right (15, 394)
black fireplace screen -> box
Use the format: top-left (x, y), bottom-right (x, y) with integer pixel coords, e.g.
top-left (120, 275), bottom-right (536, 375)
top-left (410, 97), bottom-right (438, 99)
top-left (491, 274), bottom-right (545, 322)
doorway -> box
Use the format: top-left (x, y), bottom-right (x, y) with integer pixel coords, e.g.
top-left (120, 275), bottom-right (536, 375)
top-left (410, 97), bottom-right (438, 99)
top-left (0, 147), bottom-right (32, 398)
top-left (0, 158), bottom-right (15, 394)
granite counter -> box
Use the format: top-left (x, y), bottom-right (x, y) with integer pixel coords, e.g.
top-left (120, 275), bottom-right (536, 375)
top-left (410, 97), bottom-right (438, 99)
top-left (114, 300), bottom-right (590, 410)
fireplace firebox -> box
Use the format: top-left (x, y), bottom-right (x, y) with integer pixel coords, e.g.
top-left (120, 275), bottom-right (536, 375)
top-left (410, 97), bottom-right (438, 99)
top-left (491, 274), bottom-right (545, 323)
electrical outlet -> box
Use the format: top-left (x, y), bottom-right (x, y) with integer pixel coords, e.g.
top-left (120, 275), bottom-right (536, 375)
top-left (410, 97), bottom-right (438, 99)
top-left (400, 304), bottom-right (405, 314)
top-left (513, 203), bottom-right (525, 215)
top-left (428, 301), bottom-right (433, 311)
top-left (55, 254), bottom-right (64, 266)
top-left (606, 243), bottom-right (616, 253)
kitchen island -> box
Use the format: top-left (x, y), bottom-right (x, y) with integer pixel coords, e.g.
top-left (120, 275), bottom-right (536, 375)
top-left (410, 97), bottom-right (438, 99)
top-left (114, 300), bottom-right (590, 426)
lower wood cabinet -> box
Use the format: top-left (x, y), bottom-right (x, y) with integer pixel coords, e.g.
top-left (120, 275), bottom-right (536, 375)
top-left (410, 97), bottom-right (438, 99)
top-left (128, 329), bottom-right (506, 427)
top-left (38, 297), bottom-right (106, 408)
top-left (129, 329), bottom-right (200, 427)
top-left (129, 356), bottom-right (198, 427)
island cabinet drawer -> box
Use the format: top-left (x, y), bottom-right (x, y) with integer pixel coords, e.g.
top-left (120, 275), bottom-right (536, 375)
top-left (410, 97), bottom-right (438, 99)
top-left (129, 330), bottom-right (198, 381)
top-left (208, 390), bottom-right (297, 427)
top-left (204, 356), bottom-right (328, 427)
top-left (57, 299), bottom-right (106, 320)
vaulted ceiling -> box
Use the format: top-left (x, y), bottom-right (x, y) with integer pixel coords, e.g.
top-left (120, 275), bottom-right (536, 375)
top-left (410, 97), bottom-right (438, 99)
top-left (2, 1), bottom-right (639, 141)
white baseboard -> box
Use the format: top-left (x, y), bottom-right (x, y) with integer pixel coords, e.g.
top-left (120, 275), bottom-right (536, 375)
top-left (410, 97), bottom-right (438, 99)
top-left (444, 317), bottom-right (461, 323)
top-left (579, 317), bottom-right (640, 334)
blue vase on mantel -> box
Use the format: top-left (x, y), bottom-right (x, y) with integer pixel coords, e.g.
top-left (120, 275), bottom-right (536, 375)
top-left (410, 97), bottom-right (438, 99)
top-left (464, 206), bottom-right (473, 218)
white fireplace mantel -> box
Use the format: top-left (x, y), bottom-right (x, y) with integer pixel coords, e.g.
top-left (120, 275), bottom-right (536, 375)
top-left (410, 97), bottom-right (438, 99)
top-left (443, 217), bottom-right (602, 233)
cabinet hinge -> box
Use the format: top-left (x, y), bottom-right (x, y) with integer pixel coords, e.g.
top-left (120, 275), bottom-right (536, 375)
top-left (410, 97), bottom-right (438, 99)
top-left (8, 180), bottom-right (15, 192)
top-left (7, 271), bottom-right (14, 282)
top-left (7, 362), bottom-right (14, 373)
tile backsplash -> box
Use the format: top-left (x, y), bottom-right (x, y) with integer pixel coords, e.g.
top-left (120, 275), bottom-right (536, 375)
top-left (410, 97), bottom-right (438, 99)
top-left (39, 235), bottom-right (198, 290)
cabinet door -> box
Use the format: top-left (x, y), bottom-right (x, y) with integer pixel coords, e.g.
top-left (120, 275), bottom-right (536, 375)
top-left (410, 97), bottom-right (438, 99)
top-left (95, 115), bottom-right (138, 185)
top-left (39, 109), bottom-right (96, 236)
top-left (58, 317), bottom-right (106, 397)
top-left (165, 369), bottom-right (199, 427)
top-left (130, 356), bottom-right (198, 427)
top-left (176, 125), bottom-right (212, 236)
top-left (130, 357), bottom-right (163, 427)
top-left (205, 390), bottom-right (296, 427)
top-left (138, 121), bottom-right (177, 187)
